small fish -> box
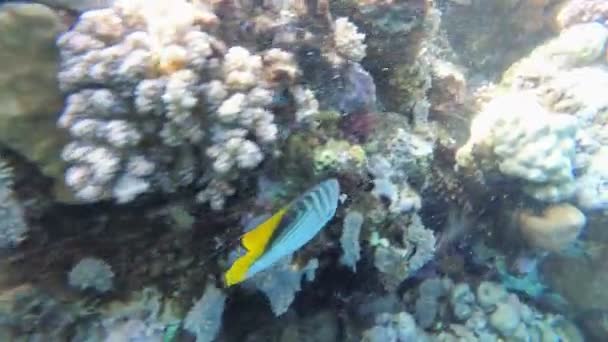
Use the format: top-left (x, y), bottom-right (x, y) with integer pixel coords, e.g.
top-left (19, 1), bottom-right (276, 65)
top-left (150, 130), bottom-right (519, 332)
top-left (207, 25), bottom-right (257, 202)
top-left (224, 179), bottom-right (340, 286)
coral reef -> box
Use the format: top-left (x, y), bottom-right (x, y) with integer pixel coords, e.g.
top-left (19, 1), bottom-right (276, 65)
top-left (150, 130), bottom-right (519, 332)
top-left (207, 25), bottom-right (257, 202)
top-left (430, 279), bottom-right (578, 340)
top-left (555, 0), bottom-right (608, 30)
top-left (313, 139), bottom-right (366, 175)
top-left (0, 0), bottom-right (602, 340)
top-left (244, 255), bottom-right (319, 316)
top-left (371, 213), bottom-right (436, 291)
top-left (576, 147), bottom-right (608, 210)
top-left (67, 257), bottom-right (114, 293)
top-left (387, 60), bottom-right (433, 129)
top-left (333, 17), bottom-right (367, 64)
top-left (362, 311), bottom-right (426, 342)
top-left (334, 0), bottom-right (429, 66)
top-left (360, 278), bottom-right (581, 341)
top-left (0, 285), bottom-right (77, 340)
top-left (184, 283), bottom-right (226, 342)
top-left (414, 277), bottom-right (451, 329)
top-left (0, 159), bottom-right (28, 249)
top-left (441, 0), bottom-right (559, 76)
top-left (428, 59), bottom-right (467, 115)
top-left (456, 92), bottom-right (578, 202)
top-left (75, 286), bottom-right (181, 341)
top-left (339, 210), bottom-right (364, 272)
top-left (330, 0), bottom-right (434, 129)
top-left (56, 0), bottom-right (318, 207)
top-left (366, 121), bottom-right (433, 215)
top-left (503, 22), bottom-right (608, 88)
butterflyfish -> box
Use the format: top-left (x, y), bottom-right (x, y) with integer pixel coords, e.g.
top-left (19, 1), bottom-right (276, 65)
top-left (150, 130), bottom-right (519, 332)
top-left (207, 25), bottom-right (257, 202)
top-left (224, 178), bottom-right (340, 286)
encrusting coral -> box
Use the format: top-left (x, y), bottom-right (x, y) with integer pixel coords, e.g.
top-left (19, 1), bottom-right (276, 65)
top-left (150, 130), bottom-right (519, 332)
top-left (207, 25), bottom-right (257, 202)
top-left (68, 257), bottom-right (115, 293)
top-left (184, 283), bottom-right (226, 342)
top-left (517, 203), bottom-right (586, 253)
top-left (363, 278), bottom-right (581, 341)
top-left (371, 213), bottom-right (436, 291)
top-left (244, 255), bottom-right (319, 316)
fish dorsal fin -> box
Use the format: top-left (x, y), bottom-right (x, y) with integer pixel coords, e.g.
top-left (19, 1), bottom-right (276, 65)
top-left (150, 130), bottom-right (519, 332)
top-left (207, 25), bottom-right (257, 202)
top-left (268, 179), bottom-right (338, 248)
top-left (245, 179), bottom-right (340, 278)
top-left (224, 206), bottom-right (289, 286)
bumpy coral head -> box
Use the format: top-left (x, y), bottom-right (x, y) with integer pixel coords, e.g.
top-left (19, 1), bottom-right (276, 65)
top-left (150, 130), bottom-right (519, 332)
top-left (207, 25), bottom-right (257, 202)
top-left (157, 45), bottom-right (188, 75)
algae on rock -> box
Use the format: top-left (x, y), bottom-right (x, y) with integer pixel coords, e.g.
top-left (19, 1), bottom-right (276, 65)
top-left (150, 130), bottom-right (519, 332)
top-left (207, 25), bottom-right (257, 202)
top-left (0, 3), bottom-right (68, 198)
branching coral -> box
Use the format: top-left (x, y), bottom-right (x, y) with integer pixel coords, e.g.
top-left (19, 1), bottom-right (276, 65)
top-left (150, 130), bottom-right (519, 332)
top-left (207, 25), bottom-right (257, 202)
top-left (56, 0), bottom-right (318, 207)
top-left (332, 17), bottom-right (367, 64)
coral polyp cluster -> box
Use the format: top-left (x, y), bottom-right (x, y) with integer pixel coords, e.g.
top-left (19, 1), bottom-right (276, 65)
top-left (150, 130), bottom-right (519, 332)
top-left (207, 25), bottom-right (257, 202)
top-left (56, 0), bottom-right (317, 206)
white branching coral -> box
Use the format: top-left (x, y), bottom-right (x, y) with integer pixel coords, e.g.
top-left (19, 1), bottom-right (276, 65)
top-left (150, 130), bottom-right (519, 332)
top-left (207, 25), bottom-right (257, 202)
top-left (456, 92), bottom-right (578, 202)
top-left (56, 0), bottom-right (318, 207)
top-left (333, 17), bottom-right (367, 63)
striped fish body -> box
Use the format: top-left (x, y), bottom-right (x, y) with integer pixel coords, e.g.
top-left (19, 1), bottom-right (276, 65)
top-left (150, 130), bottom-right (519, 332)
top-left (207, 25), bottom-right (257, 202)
top-left (224, 179), bottom-right (340, 286)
